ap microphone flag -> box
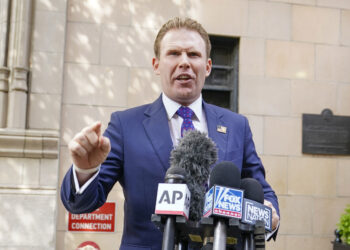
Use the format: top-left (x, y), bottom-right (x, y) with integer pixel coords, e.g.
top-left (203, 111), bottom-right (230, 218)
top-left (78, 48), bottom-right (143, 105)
top-left (155, 183), bottom-right (191, 220)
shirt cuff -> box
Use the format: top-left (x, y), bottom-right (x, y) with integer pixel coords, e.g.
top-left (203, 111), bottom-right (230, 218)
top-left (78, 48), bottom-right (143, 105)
top-left (72, 164), bottom-right (100, 194)
top-left (266, 220), bottom-right (280, 241)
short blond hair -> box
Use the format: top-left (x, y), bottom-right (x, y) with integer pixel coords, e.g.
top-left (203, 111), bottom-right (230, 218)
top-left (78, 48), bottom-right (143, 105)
top-left (154, 17), bottom-right (211, 59)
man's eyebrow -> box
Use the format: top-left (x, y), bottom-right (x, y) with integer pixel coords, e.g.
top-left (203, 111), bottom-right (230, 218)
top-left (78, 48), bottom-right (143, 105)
top-left (165, 46), bottom-right (201, 53)
top-left (188, 50), bottom-right (202, 55)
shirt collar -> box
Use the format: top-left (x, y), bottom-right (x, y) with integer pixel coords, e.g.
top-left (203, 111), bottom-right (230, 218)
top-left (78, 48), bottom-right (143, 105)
top-left (162, 93), bottom-right (203, 121)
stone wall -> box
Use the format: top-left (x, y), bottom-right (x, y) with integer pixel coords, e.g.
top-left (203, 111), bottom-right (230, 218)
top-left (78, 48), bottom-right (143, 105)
top-left (57, 1), bottom-right (350, 249)
top-left (0, 0), bottom-right (349, 249)
top-left (0, 0), bottom-right (65, 249)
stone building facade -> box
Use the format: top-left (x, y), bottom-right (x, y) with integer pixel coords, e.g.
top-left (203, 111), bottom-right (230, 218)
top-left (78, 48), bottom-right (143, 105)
top-left (0, 0), bottom-right (350, 249)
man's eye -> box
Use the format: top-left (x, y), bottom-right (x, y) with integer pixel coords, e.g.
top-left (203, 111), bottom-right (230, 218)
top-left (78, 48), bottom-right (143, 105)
top-left (188, 52), bottom-right (199, 57)
top-left (169, 51), bottom-right (180, 56)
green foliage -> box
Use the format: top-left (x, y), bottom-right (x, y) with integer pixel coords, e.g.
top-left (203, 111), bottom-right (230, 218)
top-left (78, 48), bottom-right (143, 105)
top-left (338, 205), bottom-right (350, 245)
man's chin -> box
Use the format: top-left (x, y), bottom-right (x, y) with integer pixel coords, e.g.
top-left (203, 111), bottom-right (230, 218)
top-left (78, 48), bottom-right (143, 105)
top-left (174, 93), bottom-right (198, 105)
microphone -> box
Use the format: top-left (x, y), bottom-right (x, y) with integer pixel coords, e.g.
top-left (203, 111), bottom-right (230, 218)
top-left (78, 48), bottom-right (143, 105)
top-left (240, 178), bottom-right (264, 203)
top-left (203, 161), bottom-right (244, 250)
top-left (240, 178), bottom-right (272, 250)
top-left (155, 167), bottom-right (190, 250)
top-left (170, 130), bottom-right (217, 221)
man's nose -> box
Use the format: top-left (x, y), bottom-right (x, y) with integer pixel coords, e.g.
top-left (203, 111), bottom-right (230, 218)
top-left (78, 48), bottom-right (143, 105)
top-left (179, 53), bottom-right (190, 68)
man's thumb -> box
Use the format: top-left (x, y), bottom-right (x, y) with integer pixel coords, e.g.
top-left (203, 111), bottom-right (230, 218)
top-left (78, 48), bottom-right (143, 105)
top-left (100, 136), bottom-right (111, 153)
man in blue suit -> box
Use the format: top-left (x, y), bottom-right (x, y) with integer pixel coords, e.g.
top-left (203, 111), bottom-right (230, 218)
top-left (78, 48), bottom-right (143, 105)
top-left (61, 17), bottom-right (279, 249)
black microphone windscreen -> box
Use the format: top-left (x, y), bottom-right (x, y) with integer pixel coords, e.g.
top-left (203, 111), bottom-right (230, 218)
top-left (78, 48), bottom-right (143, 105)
top-left (164, 167), bottom-right (187, 183)
top-left (165, 166), bottom-right (187, 176)
top-left (240, 178), bottom-right (264, 204)
top-left (209, 161), bottom-right (241, 189)
top-left (170, 130), bottom-right (218, 221)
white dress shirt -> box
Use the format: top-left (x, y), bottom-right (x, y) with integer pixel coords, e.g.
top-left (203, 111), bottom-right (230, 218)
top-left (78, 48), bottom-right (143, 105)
top-left (162, 93), bottom-right (208, 146)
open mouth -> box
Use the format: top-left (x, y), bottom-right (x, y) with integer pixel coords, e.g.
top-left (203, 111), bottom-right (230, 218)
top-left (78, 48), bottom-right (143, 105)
top-left (175, 73), bottom-right (193, 81)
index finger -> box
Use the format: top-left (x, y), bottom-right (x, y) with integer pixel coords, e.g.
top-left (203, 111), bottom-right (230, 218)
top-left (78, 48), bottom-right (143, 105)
top-left (82, 121), bottom-right (102, 135)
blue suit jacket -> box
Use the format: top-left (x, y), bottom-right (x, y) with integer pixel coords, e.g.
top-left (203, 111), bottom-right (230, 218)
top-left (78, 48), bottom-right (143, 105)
top-left (61, 96), bottom-right (279, 250)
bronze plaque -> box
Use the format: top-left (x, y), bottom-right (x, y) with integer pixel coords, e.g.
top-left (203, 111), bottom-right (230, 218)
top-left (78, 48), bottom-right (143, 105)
top-left (302, 109), bottom-right (350, 155)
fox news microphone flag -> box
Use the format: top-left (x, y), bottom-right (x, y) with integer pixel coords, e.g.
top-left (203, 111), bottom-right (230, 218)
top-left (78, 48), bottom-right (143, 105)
top-left (203, 161), bottom-right (243, 250)
top-left (203, 162), bottom-right (243, 219)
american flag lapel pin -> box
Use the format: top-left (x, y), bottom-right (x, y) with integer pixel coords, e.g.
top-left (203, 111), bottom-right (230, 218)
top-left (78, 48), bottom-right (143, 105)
top-left (217, 125), bottom-right (227, 134)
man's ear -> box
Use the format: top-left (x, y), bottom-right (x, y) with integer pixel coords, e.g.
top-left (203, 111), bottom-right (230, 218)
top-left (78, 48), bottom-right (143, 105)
top-left (152, 57), bottom-right (160, 75)
top-left (205, 58), bottom-right (212, 77)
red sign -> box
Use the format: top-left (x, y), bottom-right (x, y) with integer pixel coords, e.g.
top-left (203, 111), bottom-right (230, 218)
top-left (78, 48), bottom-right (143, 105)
top-left (77, 241), bottom-right (100, 250)
top-left (68, 202), bottom-right (116, 232)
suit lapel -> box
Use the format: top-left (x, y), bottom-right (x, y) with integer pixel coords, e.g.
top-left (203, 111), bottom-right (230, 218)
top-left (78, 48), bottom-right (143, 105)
top-left (142, 98), bottom-right (228, 170)
top-left (203, 102), bottom-right (228, 162)
top-left (143, 96), bottom-right (173, 171)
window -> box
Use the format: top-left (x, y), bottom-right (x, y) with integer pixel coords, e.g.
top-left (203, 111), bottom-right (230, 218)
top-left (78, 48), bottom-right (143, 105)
top-left (203, 36), bottom-right (239, 112)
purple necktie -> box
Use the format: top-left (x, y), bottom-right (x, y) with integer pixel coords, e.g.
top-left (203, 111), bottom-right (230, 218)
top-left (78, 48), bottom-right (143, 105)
top-left (177, 106), bottom-right (195, 137)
